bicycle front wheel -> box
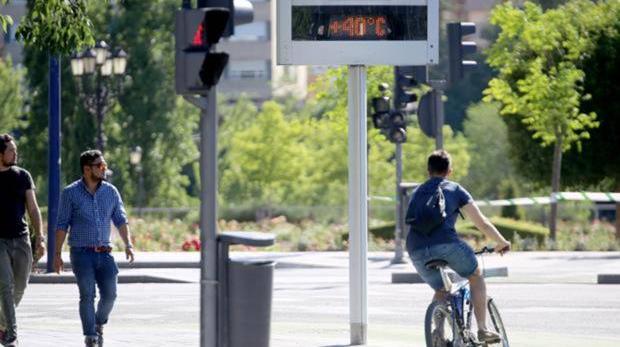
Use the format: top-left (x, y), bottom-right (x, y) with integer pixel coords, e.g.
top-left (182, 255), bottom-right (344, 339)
top-left (425, 301), bottom-right (458, 347)
top-left (487, 298), bottom-right (509, 347)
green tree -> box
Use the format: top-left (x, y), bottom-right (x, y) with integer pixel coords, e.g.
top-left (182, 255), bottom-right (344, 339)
top-left (483, 1), bottom-right (612, 240)
top-left (19, 1), bottom-right (200, 207)
top-left (308, 66), bottom-right (471, 205)
top-left (1, 0), bottom-right (13, 33)
top-left (15, 0), bottom-right (95, 198)
top-left (0, 57), bottom-right (23, 133)
top-left (461, 102), bottom-right (514, 199)
top-left (16, 0), bottom-right (94, 55)
top-left (221, 101), bottom-right (312, 210)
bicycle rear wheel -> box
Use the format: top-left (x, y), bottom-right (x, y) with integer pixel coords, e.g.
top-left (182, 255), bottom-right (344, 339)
top-left (487, 298), bottom-right (509, 347)
top-left (425, 301), bottom-right (458, 347)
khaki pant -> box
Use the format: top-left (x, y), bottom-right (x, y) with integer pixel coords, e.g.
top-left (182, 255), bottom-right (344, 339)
top-left (0, 235), bottom-right (33, 336)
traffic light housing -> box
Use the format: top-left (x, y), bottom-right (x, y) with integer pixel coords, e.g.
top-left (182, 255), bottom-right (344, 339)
top-left (175, 8), bottom-right (230, 94)
top-left (388, 111), bottom-right (407, 143)
top-left (370, 93), bottom-right (407, 144)
top-left (394, 66), bottom-right (419, 110)
top-left (447, 22), bottom-right (477, 86)
top-left (202, 0), bottom-right (254, 37)
top-left (371, 96), bottom-right (391, 129)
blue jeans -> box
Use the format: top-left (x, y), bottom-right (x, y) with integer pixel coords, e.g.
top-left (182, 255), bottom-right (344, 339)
top-left (409, 240), bottom-right (478, 291)
top-left (70, 248), bottom-right (118, 338)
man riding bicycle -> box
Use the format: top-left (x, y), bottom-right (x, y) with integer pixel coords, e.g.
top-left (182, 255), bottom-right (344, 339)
top-left (406, 150), bottom-right (511, 344)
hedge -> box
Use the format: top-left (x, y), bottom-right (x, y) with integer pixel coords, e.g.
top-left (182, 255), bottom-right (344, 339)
top-left (368, 217), bottom-right (548, 245)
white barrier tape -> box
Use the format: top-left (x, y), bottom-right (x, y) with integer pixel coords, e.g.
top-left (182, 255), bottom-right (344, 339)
top-left (371, 192), bottom-right (620, 206)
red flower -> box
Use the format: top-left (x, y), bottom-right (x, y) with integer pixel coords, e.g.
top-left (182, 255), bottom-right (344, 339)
top-left (191, 238), bottom-right (201, 251)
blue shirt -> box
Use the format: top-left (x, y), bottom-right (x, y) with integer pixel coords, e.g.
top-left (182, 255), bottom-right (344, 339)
top-left (406, 177), bottom-right (473, 250)
top-left (56, 179), bottom-right (128, 247)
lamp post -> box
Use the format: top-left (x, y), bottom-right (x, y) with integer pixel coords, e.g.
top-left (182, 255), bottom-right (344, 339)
top-left (70, 40), bottom-right (127, 153)
top-left (130, 146), bottom-right (144, 216)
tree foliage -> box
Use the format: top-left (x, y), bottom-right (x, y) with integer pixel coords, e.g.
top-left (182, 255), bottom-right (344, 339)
top-left (19, 0), bottom-right (199, 207)
top-left (219, 66), bottom-right (471, 212)
top-left (484, 1), bottom-right (605, 153)
top-left (16, 0), bottom-right (94, 55)
top-left (499, 2), bottom-right (620, 190)
top-left (0, 56), bottom-right (23, 133)
top-left (461, 102), bottom-right (514, 199)
top-left (0, 0), bottom-right (13, 33)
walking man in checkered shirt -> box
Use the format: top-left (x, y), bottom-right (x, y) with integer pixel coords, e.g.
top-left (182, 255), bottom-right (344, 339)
top-left (54, 150), bottom-right (135, 347)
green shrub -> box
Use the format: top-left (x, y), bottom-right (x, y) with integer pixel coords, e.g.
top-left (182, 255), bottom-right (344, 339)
top-left (490, 217), bottom-right (548, 246)
top-left (555, 220), bottom-right (619, 251)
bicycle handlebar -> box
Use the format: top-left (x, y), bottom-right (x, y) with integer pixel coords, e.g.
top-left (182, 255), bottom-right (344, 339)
top-left (475, 245), bottom-right (509, 255)
top-left (475, 246), bottom-right (495, 255)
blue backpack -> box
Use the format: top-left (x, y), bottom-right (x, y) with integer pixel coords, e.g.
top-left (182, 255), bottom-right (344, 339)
top-left (405, 182), bottom-right (448, 235)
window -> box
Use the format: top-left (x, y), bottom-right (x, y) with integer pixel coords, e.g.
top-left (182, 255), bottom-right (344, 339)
top-left (226, 60), bottom-right (270, 80)
top-left (228, 22), bottom-right (269, 41)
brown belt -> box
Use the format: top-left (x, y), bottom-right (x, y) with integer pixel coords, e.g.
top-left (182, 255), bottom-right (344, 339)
top-left (90, 246), bottom-right (113, 253)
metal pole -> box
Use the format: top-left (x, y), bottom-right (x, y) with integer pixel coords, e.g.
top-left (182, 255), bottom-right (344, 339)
top-left (200, 89), bottom-right (218, 347)
top-left (47, 55), bottom-right (61, 273)
top-left (434, 89), bottom-right (444, 150)
top-left (391, 143), bottom-right (405, 264)
top-left (95, 72), bottom-right (105, 153)
top-left (348, 65), bottom-right (368, 346)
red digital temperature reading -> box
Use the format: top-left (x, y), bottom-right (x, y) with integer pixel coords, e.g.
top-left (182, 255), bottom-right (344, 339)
top-left (327, 16), bottom-right (389, 39)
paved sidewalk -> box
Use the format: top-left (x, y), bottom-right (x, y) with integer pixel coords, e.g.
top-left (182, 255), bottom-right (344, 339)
top-left (18, 251), bottom-right (620, 346)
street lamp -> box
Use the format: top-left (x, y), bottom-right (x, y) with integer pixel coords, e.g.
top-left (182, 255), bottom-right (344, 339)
top-left (130, 146), bottom-right (144, 216)
top-left (70, 40), bottom-right (128, 153)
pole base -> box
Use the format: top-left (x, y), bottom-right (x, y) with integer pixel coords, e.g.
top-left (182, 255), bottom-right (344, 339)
top-left (350, 322), bottom-right (367, 346)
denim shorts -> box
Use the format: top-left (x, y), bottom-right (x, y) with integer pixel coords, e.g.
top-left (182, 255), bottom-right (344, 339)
top-left (409, 240), bottom-right (478, 291)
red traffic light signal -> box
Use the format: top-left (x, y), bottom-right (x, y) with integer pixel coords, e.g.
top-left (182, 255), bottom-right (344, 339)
top-left (175, 8), bottom-right (231, 94)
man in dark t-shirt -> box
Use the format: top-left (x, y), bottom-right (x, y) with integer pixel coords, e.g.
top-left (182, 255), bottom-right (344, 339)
top-left (406, 150), bottom-right (511, 344)
top-left (0, 134), bottom-right (45, 346)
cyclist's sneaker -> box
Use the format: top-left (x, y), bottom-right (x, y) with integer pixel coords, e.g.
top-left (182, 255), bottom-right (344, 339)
top-left (96, 325), bottom-right (103, 347)
top-left (84, 336), bottom-right (98, 347)
top-left (1, 330), bottom-right (18, 347)
top-left (478, 329), bottom-right (502, 344)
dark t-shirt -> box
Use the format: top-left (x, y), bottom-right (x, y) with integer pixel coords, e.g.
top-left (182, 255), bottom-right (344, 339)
top-left (406, 177), bottom-right (474, 251)
top-left (0, 166), bottom-right (34, 238)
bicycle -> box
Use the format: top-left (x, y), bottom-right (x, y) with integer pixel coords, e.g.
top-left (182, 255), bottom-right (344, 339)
top-left (424, 246), bottom-right (509, 347)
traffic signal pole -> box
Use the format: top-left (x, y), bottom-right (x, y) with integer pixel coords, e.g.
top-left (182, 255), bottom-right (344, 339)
top-left (392, 142), bottom-right (406, 264)
top-left (348, 65), bottom-right (368, 346)
top-left (197, 89), bottom-right (218, 347)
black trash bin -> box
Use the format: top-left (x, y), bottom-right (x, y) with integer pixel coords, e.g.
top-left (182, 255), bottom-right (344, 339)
top-left (218, 231), bottom-right (275, 347)
top-left (228, 259), bottom-right (275, 347)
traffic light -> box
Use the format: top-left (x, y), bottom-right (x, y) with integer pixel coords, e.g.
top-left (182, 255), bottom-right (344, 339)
top-left (388, 111), bottom-right (407, 143)
top-left (200, 0), bottom-right (254, 37)
top-left (393, 66), bottom-right (419, 110)
top-left (370, 95), bottom-right (407, 143)
top-left (447, 22), bottom-right (477, 86)
top-left (175, 8), bottom-right (230, 94)
top-left (371, 95), bottom-right (391, 129)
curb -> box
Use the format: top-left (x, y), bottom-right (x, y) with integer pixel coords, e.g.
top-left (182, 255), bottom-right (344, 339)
top-left (597, 274), bottom-right (620, 284)
top-left (36, 261), bottom-right (336, 270)
top-left (29, 273), bottom-right (192, 284)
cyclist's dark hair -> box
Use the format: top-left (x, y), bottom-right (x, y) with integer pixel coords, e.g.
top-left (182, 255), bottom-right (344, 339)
top-left (80, 149), bottom-right (103, 173)
top-left (0, 133), bottom-right (14, 154)
top-left (427, 149), bottom-right (451, 175)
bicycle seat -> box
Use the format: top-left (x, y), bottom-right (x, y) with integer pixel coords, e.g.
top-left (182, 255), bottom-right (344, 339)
top-left (425, 259), bottom-right (448, 270)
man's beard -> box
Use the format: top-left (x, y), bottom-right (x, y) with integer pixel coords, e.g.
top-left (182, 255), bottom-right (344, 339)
top-left (90, 172), bottom-right (104, 182)
top-left (1, 158), bottom-right (16, 167)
